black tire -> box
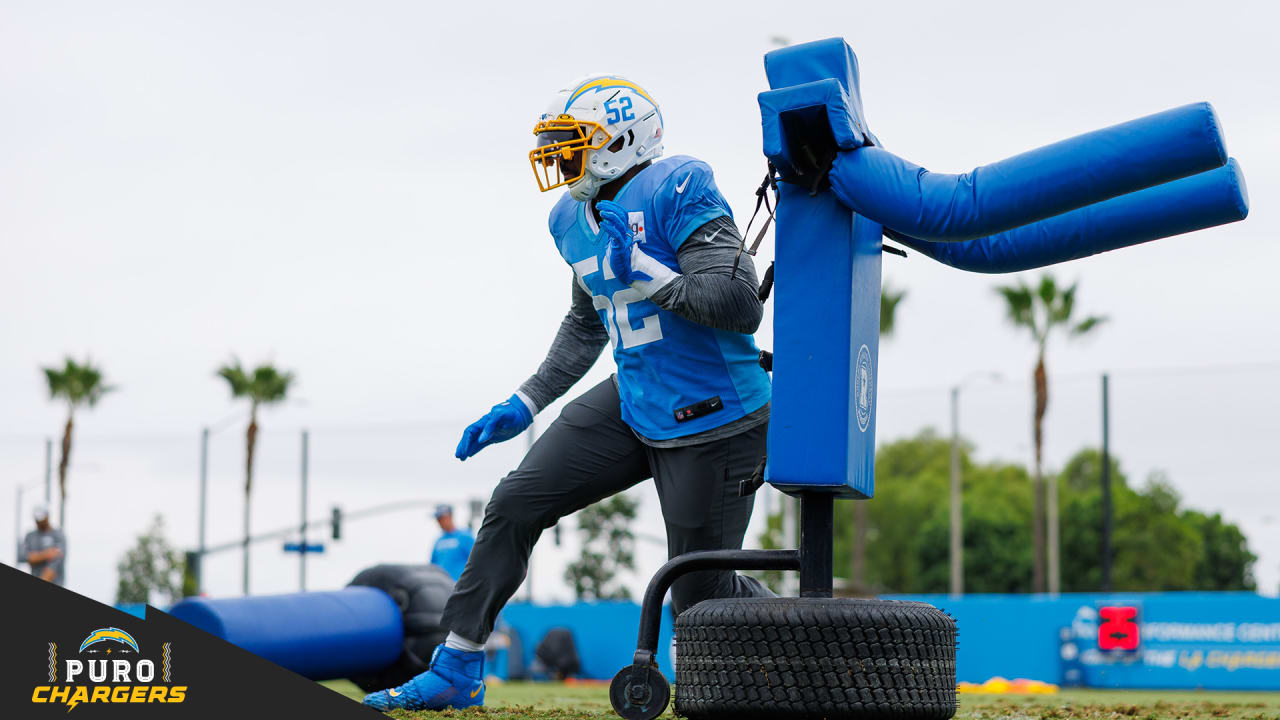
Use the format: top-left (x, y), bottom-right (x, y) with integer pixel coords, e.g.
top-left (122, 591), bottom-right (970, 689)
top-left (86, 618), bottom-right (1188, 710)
top-left (674, 597), bottom-right (956, 720)
top-left (346, 563), bottom-right (455, 692)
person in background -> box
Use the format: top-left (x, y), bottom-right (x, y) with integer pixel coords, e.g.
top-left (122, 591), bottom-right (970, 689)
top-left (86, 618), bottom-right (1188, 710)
top-left (23, 504), bottom-right (65, 586)
top-left (430, 504), bottom-right (474, 581)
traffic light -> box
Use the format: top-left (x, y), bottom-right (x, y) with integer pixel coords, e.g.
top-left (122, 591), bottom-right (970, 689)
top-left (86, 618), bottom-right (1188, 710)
top-left (331, 506), bottom-right (342, 540)
top-left (183, 551), bottom-right (202, 596)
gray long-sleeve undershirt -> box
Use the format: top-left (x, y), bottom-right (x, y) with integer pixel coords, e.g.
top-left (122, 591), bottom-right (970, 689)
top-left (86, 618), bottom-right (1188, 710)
top-left (518, 215), bottom-right (769, 446)
top-left (648, 215), bottom-right (763, 334)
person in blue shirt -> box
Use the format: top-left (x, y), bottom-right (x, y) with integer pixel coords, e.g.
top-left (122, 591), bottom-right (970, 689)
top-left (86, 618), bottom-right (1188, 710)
top-left (430, 504), bottom-right (475, 581)
top-left (364, 74), bottom-right (773, 713)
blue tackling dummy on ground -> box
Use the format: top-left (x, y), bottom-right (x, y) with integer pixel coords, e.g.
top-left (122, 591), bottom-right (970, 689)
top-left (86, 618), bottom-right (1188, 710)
top-left (759, 37), bottom-right (1248, 499)
top-left (169, 588), bottom-right (403, 680)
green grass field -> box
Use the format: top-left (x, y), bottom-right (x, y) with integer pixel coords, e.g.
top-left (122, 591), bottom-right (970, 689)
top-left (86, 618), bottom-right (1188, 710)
top-left (320, 679), bottom-right (1280, 720)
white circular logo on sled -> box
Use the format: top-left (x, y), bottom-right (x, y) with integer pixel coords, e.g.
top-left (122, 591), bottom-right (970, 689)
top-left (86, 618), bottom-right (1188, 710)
top-left (855, 344), bottom-right (873, 432)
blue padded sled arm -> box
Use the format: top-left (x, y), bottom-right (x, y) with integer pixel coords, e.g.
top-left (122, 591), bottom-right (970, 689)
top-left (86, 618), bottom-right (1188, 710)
top-left (831, 103), bottom-right (1228, 243)
top-left (887, 159), bottom-right (1248, 273)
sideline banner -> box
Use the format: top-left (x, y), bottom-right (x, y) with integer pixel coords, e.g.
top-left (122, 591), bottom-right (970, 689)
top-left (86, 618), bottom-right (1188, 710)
top-left (1, 563), bottom-right (377, 718)
top-left (1062, 595), bottom-right (1280, 689)
top-left (897, 591), bottom-right (1280, 690)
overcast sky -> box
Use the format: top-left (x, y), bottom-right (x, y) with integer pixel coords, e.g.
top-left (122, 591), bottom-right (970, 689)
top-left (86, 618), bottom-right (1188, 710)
top-left (2, 0), bottom-right (1277, 604)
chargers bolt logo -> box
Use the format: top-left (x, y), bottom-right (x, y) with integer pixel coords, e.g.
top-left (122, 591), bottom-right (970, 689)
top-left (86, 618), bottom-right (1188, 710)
top-left (79, 627), bottom-right (139, 653)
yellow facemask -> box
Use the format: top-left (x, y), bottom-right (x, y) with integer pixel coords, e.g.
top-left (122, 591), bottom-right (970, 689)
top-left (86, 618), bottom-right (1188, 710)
top-left (529, 114), bottom-right (610, 192)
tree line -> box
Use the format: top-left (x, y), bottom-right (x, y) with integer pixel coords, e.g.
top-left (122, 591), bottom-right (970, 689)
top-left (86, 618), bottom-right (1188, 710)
top-left (760, 430), bottom-right (1256, 594)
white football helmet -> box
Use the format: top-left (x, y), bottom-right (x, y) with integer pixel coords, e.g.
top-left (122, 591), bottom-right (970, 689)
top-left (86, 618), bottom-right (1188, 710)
top-left (530, 75), bottom-right (664, 201)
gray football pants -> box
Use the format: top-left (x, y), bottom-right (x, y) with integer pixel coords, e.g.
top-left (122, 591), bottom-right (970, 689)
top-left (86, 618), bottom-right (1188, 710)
top-left (441, 377), bottom-right (773, 643)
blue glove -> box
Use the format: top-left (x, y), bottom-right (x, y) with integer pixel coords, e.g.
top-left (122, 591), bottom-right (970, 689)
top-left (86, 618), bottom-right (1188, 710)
top-left (455, 394), bottom-right (533, 461)
top-left (597, 200), bottom-right (652, 287)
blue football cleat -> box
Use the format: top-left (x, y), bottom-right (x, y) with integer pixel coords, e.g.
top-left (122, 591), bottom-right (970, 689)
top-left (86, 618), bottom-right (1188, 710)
top-left (362, 644), bottom-right (485, 712)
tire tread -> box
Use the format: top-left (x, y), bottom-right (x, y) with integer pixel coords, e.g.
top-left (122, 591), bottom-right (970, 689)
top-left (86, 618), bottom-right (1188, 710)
top-left (674, 598), bottom-right (956, 720)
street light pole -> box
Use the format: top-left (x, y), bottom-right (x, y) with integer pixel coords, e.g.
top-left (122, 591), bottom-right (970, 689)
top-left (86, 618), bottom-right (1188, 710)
top-left (44, 438), bottom-right (52, 508)
top-left (949, 386), bottom-right (962, 598)
top-left (14, 484), bottom-right (22, 566)
top-left (1101, 373), bottom-right (1112, 592)
top-left (196, 427), bottom-right (209, 594)
top-left (194, 408), bottom-right (250, 596)
top-left (1048, 463), bottom-right (1061, 596)
top-left (300, 429), bottom-right (309, 593)
top-left (949, 372), bottom-right (1001, 598)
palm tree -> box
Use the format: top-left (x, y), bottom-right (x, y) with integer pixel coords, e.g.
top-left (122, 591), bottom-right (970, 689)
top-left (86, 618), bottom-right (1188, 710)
top-left (880, 283), bottom-right (906, 337)
top-left (850, 284), bottom-right (909, 590)
top-left (216, 359), bottom-right (295, 595)
top-left (995, 274), bottom-right (1105, 593)
top-left (42, 358), bottom-right (115, 530)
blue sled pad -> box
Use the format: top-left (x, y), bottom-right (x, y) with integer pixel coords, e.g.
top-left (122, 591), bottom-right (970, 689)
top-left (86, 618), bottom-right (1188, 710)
top-left (766, 183), bottom-right (882, 499)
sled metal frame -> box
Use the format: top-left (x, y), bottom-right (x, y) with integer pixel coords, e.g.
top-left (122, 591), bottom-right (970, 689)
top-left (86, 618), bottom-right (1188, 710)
top-left (616, 492), bottom-right (834, 711)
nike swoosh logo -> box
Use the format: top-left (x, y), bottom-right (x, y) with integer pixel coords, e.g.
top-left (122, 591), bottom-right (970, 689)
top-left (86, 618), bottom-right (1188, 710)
top-left (471, 684), bottom-right (484, 699)
top-left (703, 228), bottom-right (722, 244)
top-left (675, 174), bottom-right (691, 194)
top-left (388, 689), bottom-right (402, 698)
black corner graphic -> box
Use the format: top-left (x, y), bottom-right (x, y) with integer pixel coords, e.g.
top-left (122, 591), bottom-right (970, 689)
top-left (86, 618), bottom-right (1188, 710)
top-left (2, 563), bottom-right (380, 718)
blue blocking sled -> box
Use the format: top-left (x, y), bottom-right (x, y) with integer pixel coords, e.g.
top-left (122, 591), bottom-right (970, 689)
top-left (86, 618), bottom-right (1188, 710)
top-left (758, 37), bottom-right (1248, 499)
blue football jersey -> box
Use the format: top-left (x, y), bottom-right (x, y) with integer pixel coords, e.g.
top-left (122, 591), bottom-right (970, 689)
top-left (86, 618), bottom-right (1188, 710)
top-left (548, 155), bottom-right (771, 440)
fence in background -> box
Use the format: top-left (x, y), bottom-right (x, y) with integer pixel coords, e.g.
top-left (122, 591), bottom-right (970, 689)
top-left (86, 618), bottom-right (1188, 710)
top-left (499, 593), bottom-right (1280, 690)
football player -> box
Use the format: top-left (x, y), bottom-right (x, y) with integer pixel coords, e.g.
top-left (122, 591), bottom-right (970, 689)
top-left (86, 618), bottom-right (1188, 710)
top-left (364, 75), bottom-right (772, 711)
